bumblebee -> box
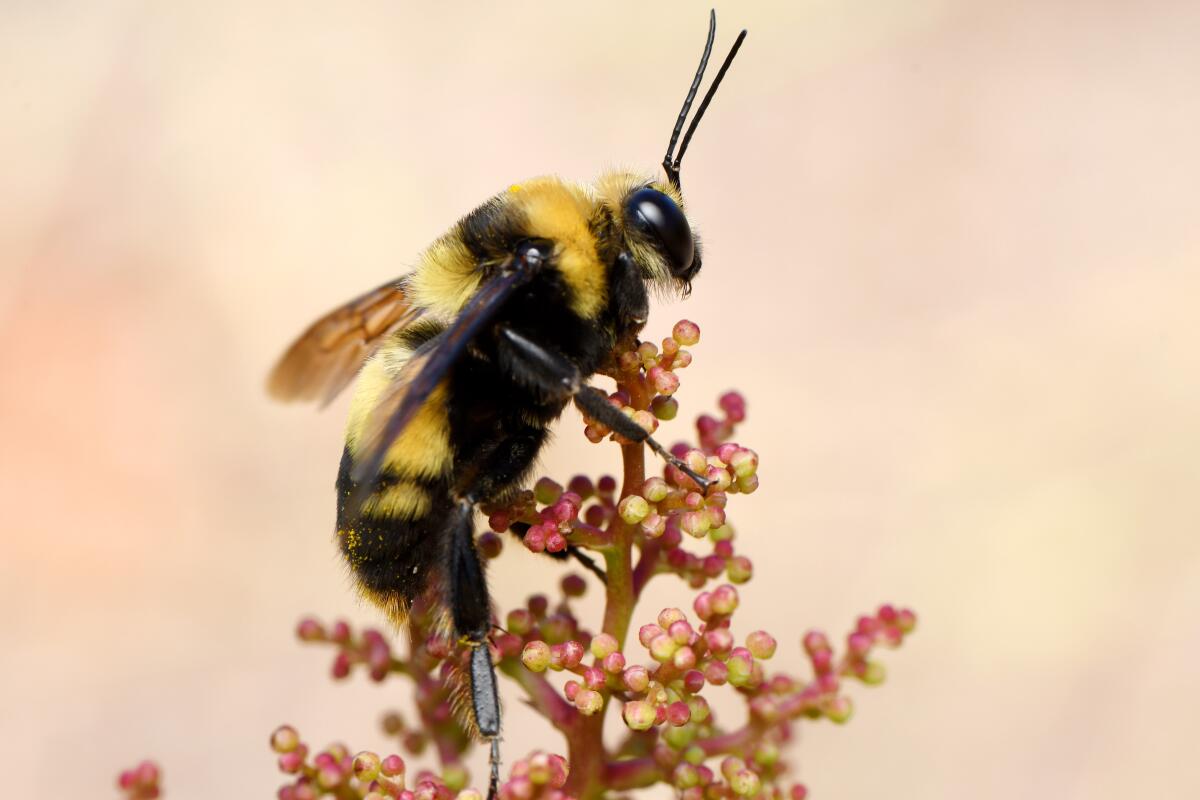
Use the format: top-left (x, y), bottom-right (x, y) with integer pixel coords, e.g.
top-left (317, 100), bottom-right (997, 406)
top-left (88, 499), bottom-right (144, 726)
top-left (269, 12), bottom-right (745, 798)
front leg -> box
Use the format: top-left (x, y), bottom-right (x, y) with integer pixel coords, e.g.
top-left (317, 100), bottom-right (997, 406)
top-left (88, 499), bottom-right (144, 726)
top-left (497, 326), bottom-right (710, 489)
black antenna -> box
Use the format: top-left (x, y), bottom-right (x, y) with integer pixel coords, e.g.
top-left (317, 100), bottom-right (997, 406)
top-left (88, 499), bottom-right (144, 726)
top-left (674, 28), bottom-right (747, 176)
top-left (662, 9), bottom-right (717, 189)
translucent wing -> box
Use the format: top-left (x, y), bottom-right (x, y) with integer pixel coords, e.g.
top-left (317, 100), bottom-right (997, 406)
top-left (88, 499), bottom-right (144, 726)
top-left (268, 277), bottom-right (423, 407)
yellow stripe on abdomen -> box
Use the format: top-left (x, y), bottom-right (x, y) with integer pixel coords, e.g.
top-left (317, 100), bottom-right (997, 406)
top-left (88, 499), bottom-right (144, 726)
top-left (345, 345), bottom-right (454, 485)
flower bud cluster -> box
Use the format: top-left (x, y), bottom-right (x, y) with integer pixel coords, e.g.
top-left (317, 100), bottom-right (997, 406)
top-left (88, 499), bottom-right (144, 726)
top-left (495, 752), bottom-right (571, 800)
top-left (297, 617), bottom-right (396, 683)
top-left (117, 760), bottom-right (161, 799)
top-left (583, 320), bottom-right (701, 444)
top-left (293, 603), bottom-right (493, 774)
top-left (253, 317), bottom-right (919, 800)
top-left (270, 725), bottom-right (571, 800)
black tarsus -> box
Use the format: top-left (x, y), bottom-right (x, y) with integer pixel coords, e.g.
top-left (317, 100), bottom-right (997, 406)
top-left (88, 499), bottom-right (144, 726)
top-left (509, 521), bottom-right (609, 584)
top-left (572, 387), bottom-right (711, 489)
top-left (488, 739), bottom-right (501, 800)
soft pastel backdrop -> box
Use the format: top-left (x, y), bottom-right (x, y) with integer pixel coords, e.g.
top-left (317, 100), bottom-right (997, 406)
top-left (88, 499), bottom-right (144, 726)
top-left (2, 1), bottom-right (1198, 797)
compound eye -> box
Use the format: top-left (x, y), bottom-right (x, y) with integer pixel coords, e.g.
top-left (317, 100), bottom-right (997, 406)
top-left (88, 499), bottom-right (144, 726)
top-left (625, 188), bottom-right (695, 278)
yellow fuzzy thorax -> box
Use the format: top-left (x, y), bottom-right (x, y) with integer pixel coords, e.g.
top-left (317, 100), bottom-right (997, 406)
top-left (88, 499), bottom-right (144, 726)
top-left (508, 177), bottom-right (606, 318)
top-left (407, 172), bottom-right (671, 321)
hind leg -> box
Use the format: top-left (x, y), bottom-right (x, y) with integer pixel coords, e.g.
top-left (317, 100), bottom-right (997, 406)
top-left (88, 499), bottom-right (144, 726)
top-left (445, 499), bottom-right (502, 798)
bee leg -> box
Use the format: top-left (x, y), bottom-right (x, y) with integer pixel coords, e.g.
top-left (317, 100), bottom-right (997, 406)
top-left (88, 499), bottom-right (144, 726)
top-left (573, 387), bottom-right (712, 489)
top-left (508, 521), bottom-right (608, 584)
top-left (497, 326), bottom-right (711, 489)
top-left (446, 500), bottom-right (502, 794)
top-left (565, 545), bottom-right (608, 584)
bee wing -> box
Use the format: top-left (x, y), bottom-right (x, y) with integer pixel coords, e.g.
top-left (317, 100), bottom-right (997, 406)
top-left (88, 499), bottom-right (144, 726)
top-left (268, 277), bottom-right (423, 407)
top-left (348, 267), bottom-right (528, 493)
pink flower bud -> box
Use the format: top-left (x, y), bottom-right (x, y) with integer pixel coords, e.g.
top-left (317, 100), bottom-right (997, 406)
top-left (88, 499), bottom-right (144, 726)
top-left (680, 511), bottom-right (709, 538)
top-left (746, 631), bottom-right (777, 659)
top-left (649, 634), bottom-right (678, 662)
top-left (623, 700), bottom-right (657, 731)
top-left (639, 624), bottom-right (665, 647)
top-left (331, 652), bottom-right (351, 680)
top-left (668, 620), bottom-right (695, 645)
top-left (353, 752), bottom-right (381, 782)
top-left (719, 391), bottom-right (746, 421)
top-left (527, 595), bottom-right (549, 617)
top-left (567, 475), bottom-right (594, 499)
top-left (642, 477), bottom-right (670, 502)
top-left (574, 689), bottom-right (604, 715)
top-left (602, 651), bottom-right (626, 673)
top-left (278, 751), bottom-right (305, 773)
top-left (683, 669), bottom-right (705, 693)
top-left (826, 696), bottom-right (854, 724)
top-left (802, 630), bottom-right (829, 654)
top-left (477, 531), bottom-right (503, 559)
top-left (703, 660), bottom-right (728, 685)
top-left (861, 661), bottom-right (887, 685)
top-left (618, 495), bottom-right (650, 524)
top-left (534, 477), bottom-right (563, 505)
top-left (726, 651), bottom-right (754, 687)
top-left (848, 632), bottom-right (872, 656)
top-left (507, 609), bottom-right (533, 635)
top-left (640, 513), bottom-right (666, 538)
top-left (271, 725), bottom-right (300, 753)
top-left (673, 320), bottom-right (701, 346)
top-left (521, 641), bottom-right (551, 672)
top-left (672, 646), bottom-right (697, 671)
top-left (710, 584), bottom-right (739, 615)
top-left (693, 592), bottom-right (714, 620)
top-left (658, 608), bottom-right (686, 628)
top-left (296, 618), bottom-right (324, 641)
top-left (523, 526), bottom-right (547, 553)
top-left (665, 701), bottom-right (692, 726)
top-left (651, 395), bottom-right (679, 420)
top-left (730, 769), bottom-right (761, 797)
top-left (563, 680), bottom-right (581, 700)
top-left (590, 633), bottom-right (618, 659)
top-left (557, 576), bottom-right (585, 603)
top-left (704, 627), bottom-right (734, 655)
top-left (583, 667), bottom-right (606, 690)
top-left (651, 367), bottom-right (681, 396)
top-left (544, 530), bottom-right (567, 553)
top-left (622, 665), bottom-right (651, 693)
top-left (381, 755), bottom-right (406, 778)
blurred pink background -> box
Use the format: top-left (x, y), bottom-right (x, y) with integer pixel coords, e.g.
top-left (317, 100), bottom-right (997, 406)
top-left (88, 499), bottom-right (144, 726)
top-left (3, 1), bottom-right (1199, 797)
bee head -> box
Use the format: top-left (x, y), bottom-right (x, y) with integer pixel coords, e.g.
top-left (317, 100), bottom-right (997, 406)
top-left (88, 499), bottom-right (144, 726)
top-left (609, 10), bottom-right (745, 295)
top-left (622, 182), bottom-right (700, 287)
